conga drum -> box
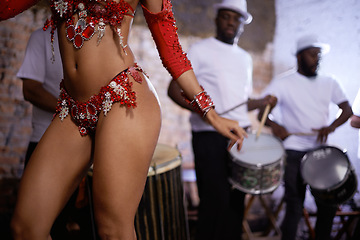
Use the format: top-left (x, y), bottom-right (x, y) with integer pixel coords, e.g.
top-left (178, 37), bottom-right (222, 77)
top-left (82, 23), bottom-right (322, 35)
top-left (135, 144), bottom-right (189, 240)
top-left (228, 133), bottom-right (285, 195)
top-left (301, 145), bottom-right (358, 205)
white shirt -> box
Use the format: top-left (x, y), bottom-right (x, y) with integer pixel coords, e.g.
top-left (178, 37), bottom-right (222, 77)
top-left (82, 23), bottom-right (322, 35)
top-left (188, 37), bottom-right (253, 131)
top-left (17, 28), bottom-right (63, 142)
top-left (263, 69), bottom-right (348, 151)
top-left (352, 88), bottom-right (360, 158)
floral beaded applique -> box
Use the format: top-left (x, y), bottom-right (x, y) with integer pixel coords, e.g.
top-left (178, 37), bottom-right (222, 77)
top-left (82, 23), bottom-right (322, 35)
top-left (44, 0), bottom-right (134, 55)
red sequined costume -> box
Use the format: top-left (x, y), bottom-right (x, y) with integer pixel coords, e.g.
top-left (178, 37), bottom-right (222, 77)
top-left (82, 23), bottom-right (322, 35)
top-left (44, 0), bottom-right (136, 52)
top-left (0, 0), bottom-right (194, 136)
top-left (0, 0), bottom-right (192, 77)
top-left (42, 0), bottom-right (192, 78)
top-left (56, 65), bottom-right (145, 136)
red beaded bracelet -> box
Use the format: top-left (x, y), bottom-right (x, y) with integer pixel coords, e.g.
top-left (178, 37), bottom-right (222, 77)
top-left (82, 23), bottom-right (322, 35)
top-left (182, 86), bottom-right (215, 117)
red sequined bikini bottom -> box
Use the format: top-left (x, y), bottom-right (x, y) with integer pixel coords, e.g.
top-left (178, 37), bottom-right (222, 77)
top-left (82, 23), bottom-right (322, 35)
top-left (55, 65), bottom-right (144, 136)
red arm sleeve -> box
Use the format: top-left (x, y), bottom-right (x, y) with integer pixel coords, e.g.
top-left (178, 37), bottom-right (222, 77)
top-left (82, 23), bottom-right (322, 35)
top-left (0, 0), bottom-right (40, 21)
top-left (141, 0), bottom-right (192, 80)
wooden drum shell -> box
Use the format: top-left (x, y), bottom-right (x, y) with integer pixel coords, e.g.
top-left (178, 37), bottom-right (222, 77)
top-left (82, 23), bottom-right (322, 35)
top-left (135, 144), bottom-right (189, 240)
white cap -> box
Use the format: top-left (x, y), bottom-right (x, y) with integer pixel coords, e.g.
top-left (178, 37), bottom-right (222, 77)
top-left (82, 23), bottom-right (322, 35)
top-left (214, 0), bottom-right (253, 24)
top-left (295, 34), bottom-right (330, 55)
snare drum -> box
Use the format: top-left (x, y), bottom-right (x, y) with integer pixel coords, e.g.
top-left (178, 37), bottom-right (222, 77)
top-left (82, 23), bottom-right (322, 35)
top-left (301, 146), bottom-right (358, 205)
top-left (135, 144), bottom-right (189, 240)
top-left (229, 133), bottom-right (285, 195)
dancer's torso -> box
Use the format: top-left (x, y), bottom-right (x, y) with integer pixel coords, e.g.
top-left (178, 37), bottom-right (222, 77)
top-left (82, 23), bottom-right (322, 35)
top-left (51, 0), bottom-right (140, 101)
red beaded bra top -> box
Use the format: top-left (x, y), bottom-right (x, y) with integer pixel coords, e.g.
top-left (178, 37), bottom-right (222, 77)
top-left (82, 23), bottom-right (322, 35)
top-left (44, 0), bottom-right (134, 52)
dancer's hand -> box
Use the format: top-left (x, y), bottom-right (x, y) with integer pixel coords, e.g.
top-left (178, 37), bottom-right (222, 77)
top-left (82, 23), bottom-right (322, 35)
top-left (262, 95), bottom-right (277, 108)
top-left (270, 122), bottom-right (289, 141)
top-left (312, 125), bottom-right (335, 144)
top-left (204, 108), bottom-right (247, 151)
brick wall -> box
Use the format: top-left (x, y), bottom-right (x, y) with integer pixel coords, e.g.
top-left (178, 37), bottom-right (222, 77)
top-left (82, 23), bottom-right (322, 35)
top-left (0, 5), bottom-right (50, 235)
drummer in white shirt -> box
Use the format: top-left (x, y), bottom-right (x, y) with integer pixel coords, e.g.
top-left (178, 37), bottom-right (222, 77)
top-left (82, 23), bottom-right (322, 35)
top-left (168, 0), bottom-right (276, 239)
top-left (259, 34), bottom-right (353, 240)
top-left (350, 89), bottom-right (360, 240)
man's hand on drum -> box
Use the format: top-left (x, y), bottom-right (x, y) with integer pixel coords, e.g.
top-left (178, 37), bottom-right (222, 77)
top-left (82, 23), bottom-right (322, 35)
top-left (312, 125), bottom-right (336, 143)
top-left (205, 108), bottom-right (248, 151)
top-left (262, 95), bottom-right (277, 109)
top-left (269, 122), bottom-right (289, 141)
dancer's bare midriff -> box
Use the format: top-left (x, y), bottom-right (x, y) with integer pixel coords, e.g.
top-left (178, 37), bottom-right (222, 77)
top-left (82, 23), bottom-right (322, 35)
top-left (58, 14), bottom-right (137, 102)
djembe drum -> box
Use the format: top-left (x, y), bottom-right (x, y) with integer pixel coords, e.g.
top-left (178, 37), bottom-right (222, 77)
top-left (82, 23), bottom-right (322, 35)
top-left (135, 144), bottom-right (189, 240)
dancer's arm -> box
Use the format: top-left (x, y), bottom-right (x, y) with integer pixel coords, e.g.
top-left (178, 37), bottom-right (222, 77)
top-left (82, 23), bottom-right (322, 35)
top-left (0, 0), bottom-right (40, 21)
top-left (141, 0), bottom-right (192, 80)
top-left (176, 71), bottom-right (248, 150)
top-left (141, 0), bottom-right (247, 149)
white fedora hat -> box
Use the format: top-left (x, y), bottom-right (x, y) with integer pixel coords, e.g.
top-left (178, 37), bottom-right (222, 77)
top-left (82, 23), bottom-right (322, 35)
top-left (295, 34), bottom-right (330, 55)
top-left (214, 0), bottom-right (253, 24)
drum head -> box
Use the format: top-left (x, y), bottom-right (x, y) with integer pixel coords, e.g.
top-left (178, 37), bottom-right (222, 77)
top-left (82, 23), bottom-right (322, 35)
top-left (301, 146), bottom-right (349, 190)
top-left (230, 133), bottom-right (284, 166)
top-left (148, 144), bottom-right (181, 176)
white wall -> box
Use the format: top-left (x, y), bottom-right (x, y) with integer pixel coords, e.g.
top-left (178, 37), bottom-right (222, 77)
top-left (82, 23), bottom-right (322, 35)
top-left (274, 0), bottom-right (360, 189)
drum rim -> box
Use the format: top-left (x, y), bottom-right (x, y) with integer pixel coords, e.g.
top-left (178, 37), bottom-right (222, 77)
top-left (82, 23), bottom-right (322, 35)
top-left (309, 165), bottom-right (355, 192)
top-left (230, 154), bottom-right (286, 168)
top-left (229, 177), bottom-right (281, 195)
top-left (309, 169), bottom-right (358, 205)
top-left (148, 144), bottom-right (182, 176)
top-left (230, 132), bottom-right (285, 167)
top-left (148, 155), bottom-right (182, 176)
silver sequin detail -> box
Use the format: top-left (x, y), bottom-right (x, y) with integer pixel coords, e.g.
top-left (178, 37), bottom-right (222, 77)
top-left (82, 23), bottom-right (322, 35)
top-left (97, 18), bottom-right (106, 45)
top-left (110, 81), bottom-right (128, 100)
top-left (54, 0), bottom-right (68, 18)
top-left (59, 100), bottom-right (69, 121)
top-left (102, 92), bottom-right (113, 116)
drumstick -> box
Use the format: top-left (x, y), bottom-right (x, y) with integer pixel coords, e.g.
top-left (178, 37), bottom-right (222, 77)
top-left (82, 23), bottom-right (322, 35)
top-left (219, 100), bottom-right (248, 115)
top-left (256, 104), bottom-right (271, 140)
top-left (290, 132), bottom-right (318, 136)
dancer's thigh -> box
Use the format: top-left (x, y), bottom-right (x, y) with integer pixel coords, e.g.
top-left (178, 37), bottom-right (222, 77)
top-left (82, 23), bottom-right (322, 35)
top-left (92, 78), bottom-right (161, 235)
top-left (12, 116), bottom-right (93, 237)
